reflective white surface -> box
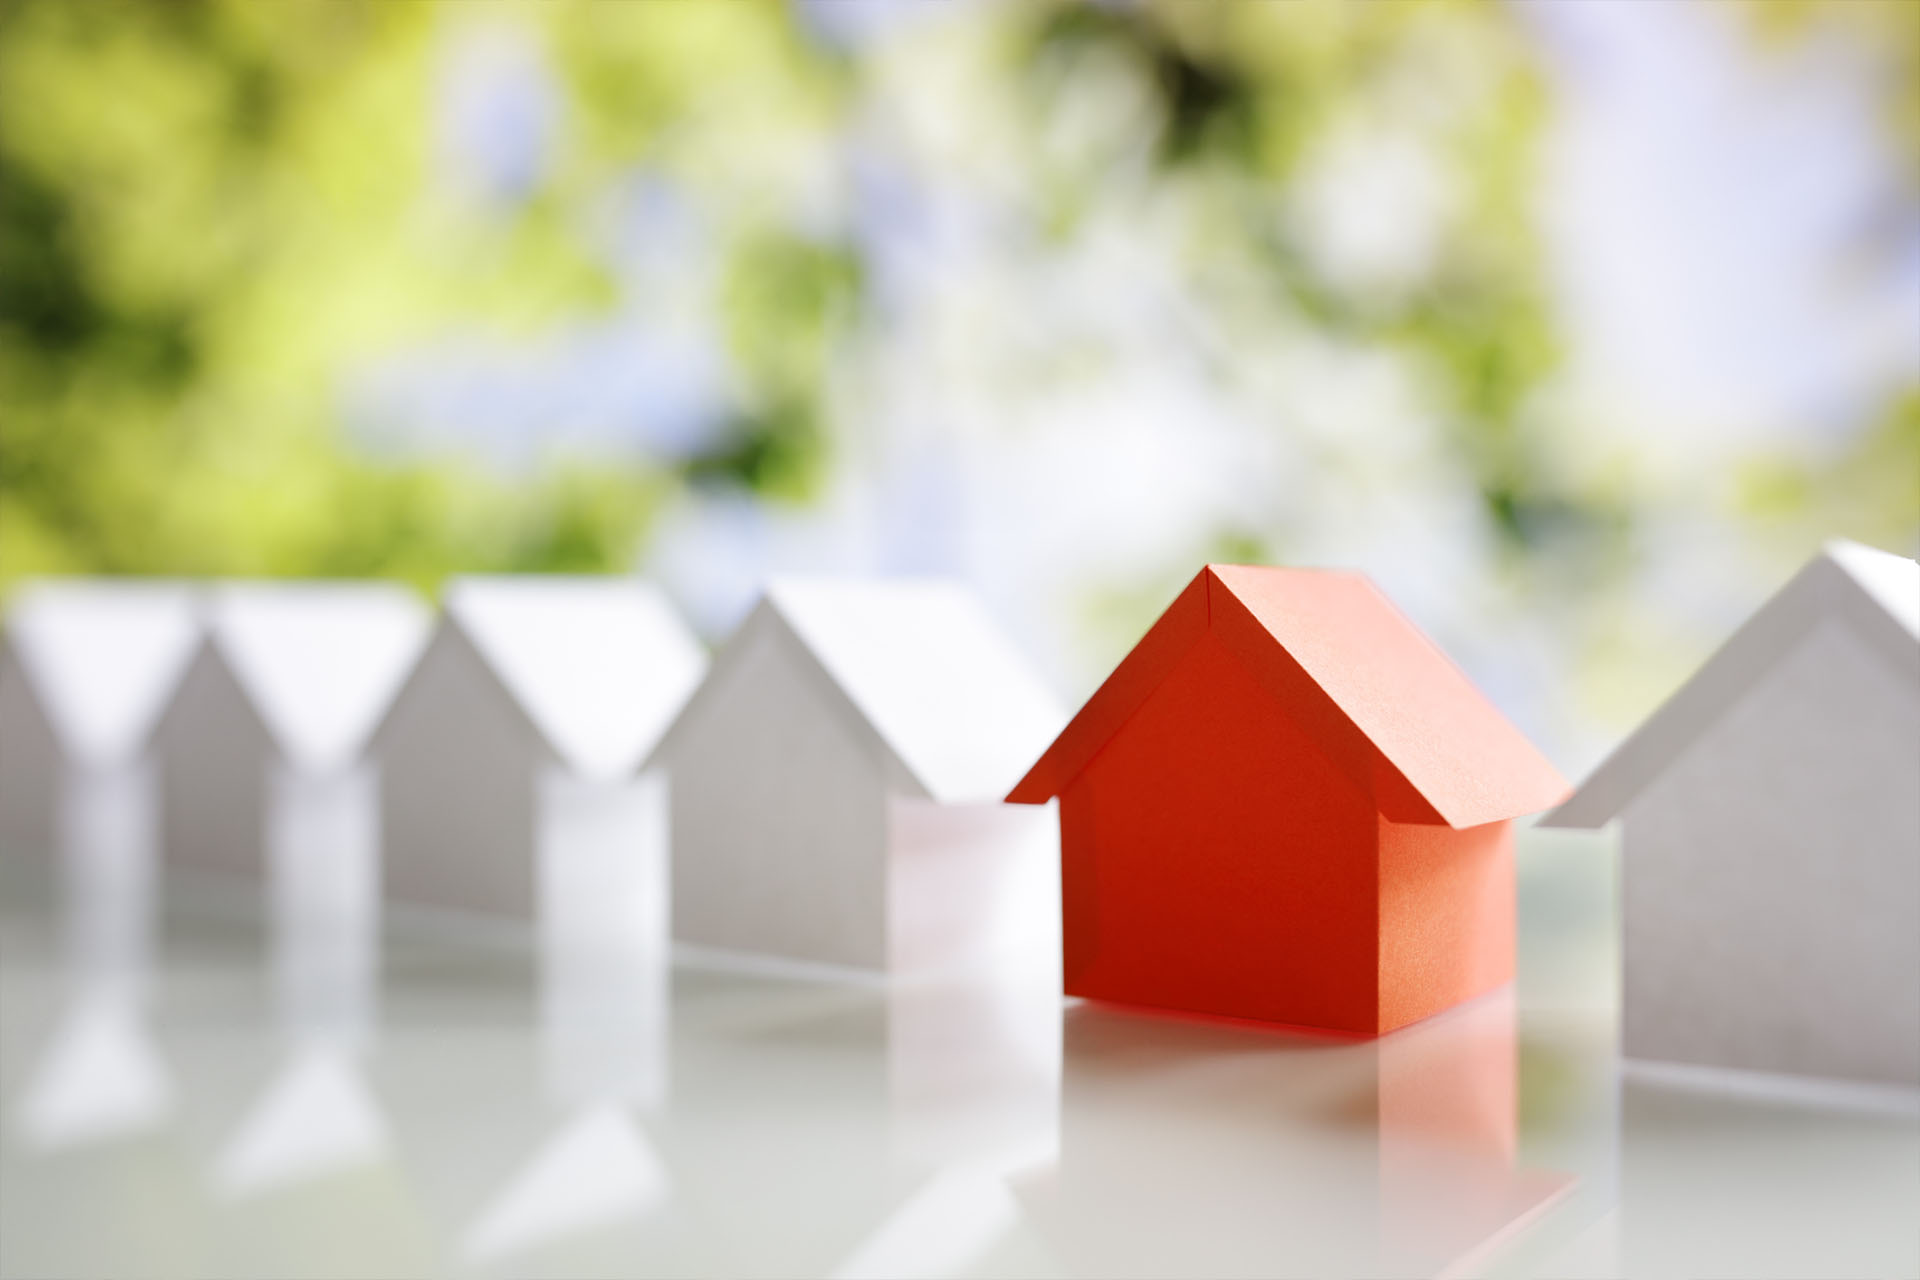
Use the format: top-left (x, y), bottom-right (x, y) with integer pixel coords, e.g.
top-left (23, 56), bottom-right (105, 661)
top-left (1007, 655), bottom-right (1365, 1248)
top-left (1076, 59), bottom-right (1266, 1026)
top-left (2, 829), bottom-right (1916, 1279)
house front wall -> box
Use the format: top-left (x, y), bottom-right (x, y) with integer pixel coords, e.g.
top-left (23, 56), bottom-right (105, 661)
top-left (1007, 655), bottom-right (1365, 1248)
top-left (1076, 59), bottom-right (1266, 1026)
top-left (1060, 632), bottom-right (1381, 1032)
top-left (158, 644), bottom-right (272, 884)
top-left (667, 625), bottom-right (890, 970)
top-left (378, 625), bottom-right (540, 919)
top-left (1621, 619), bottom-right (1920, 1085)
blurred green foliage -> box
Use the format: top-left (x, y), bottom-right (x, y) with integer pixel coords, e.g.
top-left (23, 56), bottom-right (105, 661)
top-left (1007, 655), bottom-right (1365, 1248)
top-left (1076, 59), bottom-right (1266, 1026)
top-left (0, 0), bottom-right (847, 589)
top-left (0, 0), bottom-right (1912, 609)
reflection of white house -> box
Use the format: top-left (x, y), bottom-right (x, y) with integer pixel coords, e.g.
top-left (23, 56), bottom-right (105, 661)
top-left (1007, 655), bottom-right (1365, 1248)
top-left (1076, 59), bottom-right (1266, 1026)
top-left (12, 988), bottom-right (175, 1151)
top-left (213, 1046), bottom-right (391, 1200)
top-left (0, 580), bottom-right (202, 888)
top-left (154, 582), bottom-right (431, 912)
top-left (1545, 540), bottom-right (1920, 1088)
top-left (449, 861), bottom-right (677, 1265)
top-left (648, 580), bottom-right (1064, 974)
top-left (372, 577), bottom-right (706, 922)
top-left (886, 955), bottom-right (1062, 1171)
top-left (460, 1104), bottom-right (672, 1266)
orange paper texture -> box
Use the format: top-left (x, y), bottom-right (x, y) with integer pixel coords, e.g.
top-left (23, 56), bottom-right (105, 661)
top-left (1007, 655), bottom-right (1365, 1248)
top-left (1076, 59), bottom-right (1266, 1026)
top-left (1010, 565), bottom-right (1568, 1035)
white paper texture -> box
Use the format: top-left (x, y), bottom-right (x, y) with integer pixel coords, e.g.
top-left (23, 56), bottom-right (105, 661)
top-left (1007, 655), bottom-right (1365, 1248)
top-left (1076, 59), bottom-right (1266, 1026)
top-left (0, 580), bottom-right (202, 766)
top-left (268, 763), bottom-right (379, 1046)
top-left (158, 641), bottom-right (271, 881)
top-left (0, 644), bottom-right (63, 863)
top-left (378, 621), bottom-right (544, 916)
top-left (156, 583), bottom-right (427, 890)
top-left (445, 576), bottom-right (706, 780)
top-left (0, 580), bottom-right (199, 868)
top-left (1619, 618), bottom-right (1920, 1085)
top-left (661, 580), bottom-right (1064, 973)
top-left (210, 582), bottom-right (431, 772)
top-left (60, 762), bottom-right (160, 990)
top-left (1550, 541), bottom-right (1918, 828)
top-left (765, 579), bottom-right (1066, 803)
top-left (539, 767), bottom-right (670, 1109)
top-left (668, 617), bottom-right (890, 967)
top-left (885, 799), bottom-right (1059, 975)
top-left (377, 579), bottom-right (703, 917)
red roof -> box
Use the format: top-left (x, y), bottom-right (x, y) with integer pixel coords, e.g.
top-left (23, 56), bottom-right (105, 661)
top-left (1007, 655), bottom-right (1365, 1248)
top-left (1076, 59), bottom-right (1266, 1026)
top-left (1007, 565), bottom-right (1569, 828)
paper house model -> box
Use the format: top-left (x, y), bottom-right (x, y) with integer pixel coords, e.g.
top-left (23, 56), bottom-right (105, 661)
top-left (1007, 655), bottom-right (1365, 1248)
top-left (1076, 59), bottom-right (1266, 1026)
top-left (1008, 565), bottom-right (1569, 1036)
top-left (372, 576), bottom-right (707, 922)
top-left (647, 579), bottom-right (1065, 974)
top-left (155, 582), bottom-right (431, 893)
top-left (1544, 540), bottom-right (1920, 1087)
top-left (0, 580), bottom-right (202, 881)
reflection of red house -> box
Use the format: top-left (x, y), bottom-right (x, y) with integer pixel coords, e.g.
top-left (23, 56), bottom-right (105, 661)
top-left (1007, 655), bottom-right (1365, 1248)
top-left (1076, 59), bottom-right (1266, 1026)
top-left (1014, 991), bottom-right (1573, 1279)
top-left (1008, 566), bottom-right (1568, 1035)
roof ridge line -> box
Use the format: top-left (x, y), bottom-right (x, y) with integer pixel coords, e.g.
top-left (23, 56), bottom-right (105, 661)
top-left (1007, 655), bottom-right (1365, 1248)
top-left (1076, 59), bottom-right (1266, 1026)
top-left (644, 596), bottom-right (936, 799)
top-left (381, 609), bottom-right (563, 770)
top-left (1545, 554), bottom-right (1853, 829)
top-left (759, 591), bottom-right (939, 800)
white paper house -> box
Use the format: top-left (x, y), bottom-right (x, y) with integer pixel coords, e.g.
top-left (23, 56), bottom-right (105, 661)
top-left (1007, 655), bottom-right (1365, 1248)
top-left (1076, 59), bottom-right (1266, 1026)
top-left (647, 579), bottom-right (1066, 975)
top-left (0, 581), bottom-right (202, 895)
top-left (155, 582), bottom-right (432, 896)
top-left (371, 576), bottom-right (707, 925)
top-left (1543, 540), bottom-right (1920, 1088)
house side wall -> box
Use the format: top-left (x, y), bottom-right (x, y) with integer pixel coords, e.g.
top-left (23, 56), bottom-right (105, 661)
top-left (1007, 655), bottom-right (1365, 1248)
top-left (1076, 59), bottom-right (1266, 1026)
top-left (378, 625), bottom-right (539, 918)
top-left (1376, 818), bottom-right (1514, 1035)
top-left (157, 644), bottom-right (272, 883)
top-left (667, 624), bottom-right (889, 969)
top-left (1059, 632), bottom-right (1380, 1032)
top-left (0, 646), bottom-right (60, 868)
top-left (267, 762), bottom-right (377, 1044)
top-left (537, 767), bottom-right (669, 959)
top-left (1621, 619), bottom-right (1920, 1085)
top-left (885, 797), bottom-right (1059, 975)
top-left (538, 767), bottom-right (670, 1108)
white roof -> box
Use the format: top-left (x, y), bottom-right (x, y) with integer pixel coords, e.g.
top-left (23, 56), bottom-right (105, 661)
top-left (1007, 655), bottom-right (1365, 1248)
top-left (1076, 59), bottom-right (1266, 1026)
top-left (443, 576), bottom-right (708, 779)
top-left (206, 582), bottom-right (432, 772)
top-left (3, 580), bottom-right (203, 765)
top-left (1546, 540), bottom-right (1920, 829)
top-left (656, 578), bottom-right (1066, 804)
top-left (1825, 538), bottom-right (1920, 638)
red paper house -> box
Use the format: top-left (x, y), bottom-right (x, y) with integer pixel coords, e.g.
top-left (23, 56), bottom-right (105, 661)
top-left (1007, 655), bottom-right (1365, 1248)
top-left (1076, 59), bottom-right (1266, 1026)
top-left (1008, 565), bottom-right (1569, 1036)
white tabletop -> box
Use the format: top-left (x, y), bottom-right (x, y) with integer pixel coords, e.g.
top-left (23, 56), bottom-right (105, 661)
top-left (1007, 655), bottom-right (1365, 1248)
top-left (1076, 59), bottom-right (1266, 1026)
top-left (1, 832), bottom-right (1914, 1279)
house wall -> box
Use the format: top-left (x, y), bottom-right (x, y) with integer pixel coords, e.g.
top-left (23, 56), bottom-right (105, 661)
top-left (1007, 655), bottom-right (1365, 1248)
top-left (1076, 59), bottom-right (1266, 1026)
top-left (1059, 632), bottom-right (1380, 1032)
top-left (885, 797), bottom-right (1059, 975)
top-left (0, 646), bottom-right (60, 870)
top-left (1621, 619), bottom-right (1920, 1085)
top-left (538, 766), bottom-right (669, 1109)
top-left (61, 760), bottom-right (162, 987)
top-left (267, 762), bottom-right (377, 1045)
top-left (1376, 817), bottom-right (1514, 1034)
top-left (378, 624), bottom-right (539, 919)
top-left (158, 644), bottom-right (272, 884)
top-left (667, 623), bottom-right (889, 970)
